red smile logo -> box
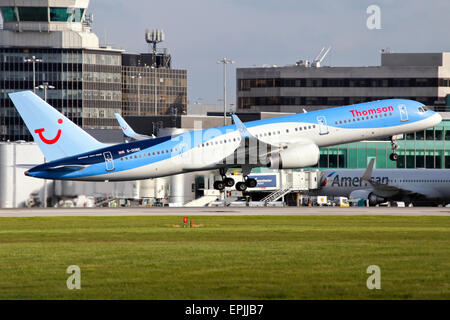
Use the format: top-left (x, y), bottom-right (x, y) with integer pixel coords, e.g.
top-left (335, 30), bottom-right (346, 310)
top-left (34, 118), bottom-right (62, 145)
top-left (122, 126), bottom-right (127, 131)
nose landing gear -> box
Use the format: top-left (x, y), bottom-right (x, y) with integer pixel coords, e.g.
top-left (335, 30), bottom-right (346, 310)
top-left (389, 136), bottom-right (400, 161)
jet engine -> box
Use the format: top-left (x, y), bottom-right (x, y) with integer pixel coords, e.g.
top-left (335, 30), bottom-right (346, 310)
top-left (267, 143), bottom-right (320, 169)
top-left (350, 190), bottom-right (386, 206)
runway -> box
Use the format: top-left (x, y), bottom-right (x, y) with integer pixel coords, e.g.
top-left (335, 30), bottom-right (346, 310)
top-left (0, 206), bottom-right (450, 217)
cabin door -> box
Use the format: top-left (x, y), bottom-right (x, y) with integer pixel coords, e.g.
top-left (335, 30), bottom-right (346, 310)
top-left (103, 151), bottom-right (115, 171)
top-left (399, 104), bottom-right (409, 122)
top-left (317, 116), bottom-right (329, 135)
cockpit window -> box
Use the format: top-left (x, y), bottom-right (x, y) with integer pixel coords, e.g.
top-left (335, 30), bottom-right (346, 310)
top-left (418, 106), bottom-right (428, 113)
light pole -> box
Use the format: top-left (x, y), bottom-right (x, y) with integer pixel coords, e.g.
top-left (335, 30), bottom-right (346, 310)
top-left (35, 82), bottom-right (54, 208)
top-left (151, 66), bottom-right (158, 116)
top-left (35, 82), bottom-right (55, 102)
top-left (131, 73), bottom-right (142, 116)
top-left (24, 56), bottom-right (43, 93)
top-left (217, 58), bottom-right (235, 126)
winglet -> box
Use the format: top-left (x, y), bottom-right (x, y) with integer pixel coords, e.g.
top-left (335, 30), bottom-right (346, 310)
top-left (231, 114), bottom-right (252, 139)
top-left (361, 158), bottom-right (375, 182)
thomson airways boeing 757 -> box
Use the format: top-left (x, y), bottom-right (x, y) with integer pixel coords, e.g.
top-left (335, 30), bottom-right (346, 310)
top-left (9, 91), bottom-right (441, 191)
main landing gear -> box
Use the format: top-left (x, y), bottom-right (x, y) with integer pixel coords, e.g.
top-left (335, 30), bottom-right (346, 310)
top-left (389, 136), bottom-right (400, 161)
top-left (213, 168), bottom-right (235, 191)
top-left (235, 176), bottom-right (257, 192)
top-left (213, 168), bottom-right (257, 191)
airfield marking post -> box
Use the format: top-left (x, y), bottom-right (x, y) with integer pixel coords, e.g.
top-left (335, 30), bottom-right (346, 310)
top-left (183, 217), bottom-right (188, 228)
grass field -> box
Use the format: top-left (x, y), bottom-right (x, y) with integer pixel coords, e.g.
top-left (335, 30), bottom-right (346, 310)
top-left (0, 215), bottom-right (448, 299)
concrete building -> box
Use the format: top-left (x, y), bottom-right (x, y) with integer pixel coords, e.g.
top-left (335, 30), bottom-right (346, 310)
top-left (121, 52), bottom-right (187, 117)
top-left (0, 0), bottom-right (124, 141)
top-left (237, 52), bottom-right (450, 113)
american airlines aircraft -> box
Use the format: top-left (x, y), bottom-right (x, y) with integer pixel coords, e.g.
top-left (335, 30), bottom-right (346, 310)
top-left (9, 90), bottom-right (441, 191)
top-left (320, 159), bottom-right (450, 206)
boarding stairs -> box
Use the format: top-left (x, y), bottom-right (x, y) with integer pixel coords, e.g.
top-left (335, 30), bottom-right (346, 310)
top-left (95, 197), bottom-right (117, 207)
top-left (184, 195), bottom-right (219, 207)
top-left (261, 186), bottom-right (292, 205)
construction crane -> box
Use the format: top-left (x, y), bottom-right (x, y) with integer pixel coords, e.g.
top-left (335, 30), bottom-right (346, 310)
top-left (311, 46), bottom-right (331, 68)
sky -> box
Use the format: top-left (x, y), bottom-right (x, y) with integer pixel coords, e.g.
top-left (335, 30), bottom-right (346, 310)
top-left (4, 0), bottom-right (450, 105)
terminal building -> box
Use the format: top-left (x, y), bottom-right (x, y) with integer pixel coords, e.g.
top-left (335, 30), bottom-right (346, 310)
top-left (236, 52), bottom-right (450, 170)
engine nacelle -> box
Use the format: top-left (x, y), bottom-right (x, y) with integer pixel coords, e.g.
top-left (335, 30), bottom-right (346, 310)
top-left (350, 190), bottom-right (385, 206)
top-left (268, 143), bottom-right (320, 169)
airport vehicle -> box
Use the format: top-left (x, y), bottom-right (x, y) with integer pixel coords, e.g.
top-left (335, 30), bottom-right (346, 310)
top-left (316, 195), bottom-right (329, 206)
top-left (333, 197), bottom-right (350, 207)
top-left (320, 159), bottom-right (450, 206)
top-left (9, 91), bottom-right (441, 191)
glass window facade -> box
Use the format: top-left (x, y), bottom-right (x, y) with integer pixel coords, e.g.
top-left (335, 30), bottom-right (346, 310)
top-left (17, 7), bottom-right (48, 22)
top-left (315, 120), bottom-right (450, 169)
top-left (0, 7), bottom-right (18, 22)
top-left (1, 7), bottom-right (85, 23)
top-left (122, 66), bottom-right (187, 117)
top-left (239, 96), bottom-right (438, 109)
top-left (50, 8), bottom-right (85, 22)
top-left (239, 78), bottom-right (449, 90)
top-left (237, 74), bottom-right (450, 110)
top-left (0, 48), bottom-right (122, 141)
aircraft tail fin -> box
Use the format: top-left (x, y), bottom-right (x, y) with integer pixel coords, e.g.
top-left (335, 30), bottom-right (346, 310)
top-left (114, 113), bottom-right (154, 140)
top-left (361, 158), bottom-right (375, 182)
top-left (9, 91), bottom-right (106, 162)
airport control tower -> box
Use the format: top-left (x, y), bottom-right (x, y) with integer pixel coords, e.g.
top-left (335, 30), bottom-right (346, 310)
top-left (0, 0), bottom-right (123, 141)
top-left (0, 0), bottom-right (99, 48)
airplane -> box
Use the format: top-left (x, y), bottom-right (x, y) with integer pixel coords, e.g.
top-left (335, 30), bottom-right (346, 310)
top-left (319, 159), bottom-right (450, 206)
top-left (9, 90), bottom-right (441, 192)
top-left (114, 113), bottom-right (155, 141)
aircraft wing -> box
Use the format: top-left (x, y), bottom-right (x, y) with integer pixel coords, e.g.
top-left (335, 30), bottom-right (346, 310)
top-left (230, 114), bottom-right (318, 173)
top-left (231, 114), bottom-right (281, 165)
top-left (114, 113), bottom-right (155, 140)
top-left (361, 159), bottom-right (427, 199)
